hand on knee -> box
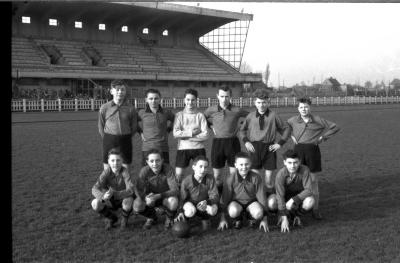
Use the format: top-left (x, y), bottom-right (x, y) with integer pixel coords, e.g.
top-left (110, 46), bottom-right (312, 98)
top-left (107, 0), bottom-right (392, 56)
top-left (133, 197), bottom-right (146, 213)
top-left (183, 202), bottom-right (196, 218)
top-left (227, 202), bottom-right (243, 218)
top-left (91, 199), bottom-right (104, 212)
top-left (122, 197), bottom-right (134, 211)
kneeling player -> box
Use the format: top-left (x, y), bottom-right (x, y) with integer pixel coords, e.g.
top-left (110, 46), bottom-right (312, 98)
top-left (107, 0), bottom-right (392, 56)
top-left (91, 148), bottom-right (137, 230)
top-left (175, 156), bottom-right (219, 231)
top-left (134, 149), bottom-right (179, 230)
top-left (273, 149), bottom-right (315, 233)
top-left (218, 152), bottom-right (269, 232)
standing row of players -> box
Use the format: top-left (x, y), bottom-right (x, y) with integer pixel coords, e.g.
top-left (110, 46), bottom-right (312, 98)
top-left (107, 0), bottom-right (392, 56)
top-left (92, 79), bottom-right (340, 232)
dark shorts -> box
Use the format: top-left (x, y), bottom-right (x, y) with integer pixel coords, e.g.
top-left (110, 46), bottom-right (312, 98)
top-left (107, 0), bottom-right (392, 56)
top-left (211, 137), bottom-right (241, 169)
top-left (294, 143), bottom-right (322, 172)
top-left (229, 199), bottom-right (258, 219)
top-left (141, 151), bottom-right (170, 166)
top-left (249, 141), bottom-right (277, 170)
top-left (102, 133), bottom-right (132, 164)
top-left (108, 195), bottom-right (135, 210)
top-left (175, 148), bottom-right (206, 168)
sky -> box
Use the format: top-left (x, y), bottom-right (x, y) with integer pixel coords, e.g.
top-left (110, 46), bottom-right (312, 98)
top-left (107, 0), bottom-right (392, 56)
top-left (174, 2), bottom-right (400, 87)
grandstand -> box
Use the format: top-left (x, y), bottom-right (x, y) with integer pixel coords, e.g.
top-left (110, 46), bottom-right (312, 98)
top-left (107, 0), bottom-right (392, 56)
top-left (11, 2), bottom-right (262, 100)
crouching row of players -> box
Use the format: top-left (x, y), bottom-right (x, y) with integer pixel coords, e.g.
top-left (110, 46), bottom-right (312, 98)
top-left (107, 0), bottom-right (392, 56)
top-left (91, 147), bottom-right (315, 233)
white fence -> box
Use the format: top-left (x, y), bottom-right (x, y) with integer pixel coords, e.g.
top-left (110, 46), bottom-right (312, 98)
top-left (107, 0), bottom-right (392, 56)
top-left (11, 96), bottom-right (400, 112)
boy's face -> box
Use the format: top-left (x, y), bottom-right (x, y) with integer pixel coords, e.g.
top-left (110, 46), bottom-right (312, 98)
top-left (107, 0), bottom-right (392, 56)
top-left (254, 98), bottom-right (269, 113)
top-left (217, 89), bottom-right (231, 107)
top-left (184, 93), bottom-right (197, 110)
top-left (298, 103), bottom-right (311, 117)
top-left (192, 160), bottom-right (208, 180)
top-left (283, 157), bottom-right (300, 174)
top-left (146, 153), bottom-right (163, 174)
top-left (234, 157), bottom-right (251, 177)
top-left (108, 154), bottom-right (123, 173)
top-left (146, 92), bottom-right (161, 109)
top-left (110, 85), bottom-right (126, 101)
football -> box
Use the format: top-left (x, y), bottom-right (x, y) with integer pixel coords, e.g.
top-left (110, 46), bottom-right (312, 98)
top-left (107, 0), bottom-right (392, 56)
top-left (171, 221), bottom-right (190, 238)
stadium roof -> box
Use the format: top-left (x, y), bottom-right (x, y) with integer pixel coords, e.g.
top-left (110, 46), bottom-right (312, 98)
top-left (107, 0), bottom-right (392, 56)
top-left (12, 2), bottom-right (253, 37)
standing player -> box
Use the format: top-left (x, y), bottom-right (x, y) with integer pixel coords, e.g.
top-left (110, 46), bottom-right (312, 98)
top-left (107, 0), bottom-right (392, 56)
top-left (217, 152), bottom-right (270, 232)
top-left (175, 156), bottom-right (219, 231)
top-left (134, 149), bottom-right (179, 229)
top-left (138, 89), bottom-right (175, 166)
top-left (98, 79), bottom-right (138, 172)
top-left (173, 88), bottom-right (209, 184)
top-left (272, 149), bottom-right (315, 233)
top-left (91, 148), bottom-right (137, 230)
top-left (239, 88), bottom-right (290, 191)
top-left (204, 86), bottom-right (249, 194)
top-left (287, 97), bottom-right (340, 219)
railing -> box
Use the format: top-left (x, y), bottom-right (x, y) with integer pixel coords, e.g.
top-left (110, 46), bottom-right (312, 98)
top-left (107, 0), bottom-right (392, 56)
top-left (11, 96), bottom-right (400, 112)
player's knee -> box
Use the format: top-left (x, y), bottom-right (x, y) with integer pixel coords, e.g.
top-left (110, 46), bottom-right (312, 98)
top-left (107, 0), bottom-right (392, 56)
top-left (267, 194), bottom-right (278, 212)
top-left (122, 197), bottom-right (133, 211)
top-left (91, 199), bottom-right (104, 212)
top-left (227, 201), bottom-right (243, 218)
top-left (302, 196), bottom-right (315, 211)
top-left (163, 196), bottom-right (178, 211)
top-left (183, 202), bottom-right (196, 218)
top-left (133, 197), bottom-right (145, 213)
top-left (206, 204), bottom-right (218, 216)
top-left (247, 202), bottom-right (263, 220)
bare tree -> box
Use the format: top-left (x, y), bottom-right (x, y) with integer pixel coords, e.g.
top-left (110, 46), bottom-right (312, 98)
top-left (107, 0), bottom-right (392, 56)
top-left (239, 61), bottom-right (253, 73)
top-left (263, 63), bottom-right (270, 87)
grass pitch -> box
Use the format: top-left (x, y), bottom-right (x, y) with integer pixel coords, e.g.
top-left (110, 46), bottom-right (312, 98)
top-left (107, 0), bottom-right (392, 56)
top-left (12, 104), bottom-right (400, 262)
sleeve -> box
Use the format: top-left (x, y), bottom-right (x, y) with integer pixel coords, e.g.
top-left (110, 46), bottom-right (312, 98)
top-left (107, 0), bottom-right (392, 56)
top-left (203, 107), bottom-right (213, 128)
top-left (166, 110), bottom-right (175, 133)
top-left (188, 113), bottom-right (209, 142)
top-left (220, 174), bottom-right (233, 212)
top-left (292, 167), bottom-right (313, 205)
top-left (98, 105), bottom-right (106, 138)
top-left (178, 179), bottom-right (189, 213)
top-left (275, 114), bottom-right (290, 146)
top-left (113, 170), bottom-right (135, 200)
top-left (239, 114), bottom-right (250, 143)
top-left (160, 167), bottom-right (179, 198)
top-left (136, 168), bottom-right (148, 199)
top-left (320, 117), bottom-right (340, 140)
top-left (275, 170), bottom-right (289, 217)
top-left (173, 112), bottom-right (192, 139)
top-left (207, 175), bottom-right (220, 205)
top-left (92, 170), bottom-right (108, 200)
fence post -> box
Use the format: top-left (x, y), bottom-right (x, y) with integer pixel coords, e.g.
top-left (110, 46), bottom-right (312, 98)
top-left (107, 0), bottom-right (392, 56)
top-left (90, 99), bottom-right (94, 111)
top-left (58, 99), bottom-right (62, 112)
top-left (285, 97), bottom-right (288, 107)
top-left (240, 97), bottom-right (243, 108)
top-left (75, 98), bottom-right (78, 111)
top-left (173, 98), bottom-right (176, 109)
top-left (41, 99), bottom-right (44, 112)
top-left (23, 99), bottom-right (26, 112)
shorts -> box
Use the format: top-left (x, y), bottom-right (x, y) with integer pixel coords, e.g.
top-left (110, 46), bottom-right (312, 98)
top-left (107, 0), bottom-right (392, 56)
top-left (102, 133), bottom-right (132, 164)
top-left (141, 151), bottom-right (170, 166)
top-left (175, 148), bottom-right (206, 168)
top-left (211, 137), bottom-right (241, 169)
top-left (294, 143), bottom-right (322, 172)
top-left (108, 195), bottom-right (135, 210)
top-left (249, 141), bottom-right (277, 170)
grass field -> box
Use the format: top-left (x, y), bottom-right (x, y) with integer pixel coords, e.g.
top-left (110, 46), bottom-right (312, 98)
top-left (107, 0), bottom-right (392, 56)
top-left (12, 104), bottom-right (400, 262)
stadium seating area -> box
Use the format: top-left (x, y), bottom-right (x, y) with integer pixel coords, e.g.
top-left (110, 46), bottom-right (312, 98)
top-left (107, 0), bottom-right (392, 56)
top-left (12, 36), bottom-right (237, 76)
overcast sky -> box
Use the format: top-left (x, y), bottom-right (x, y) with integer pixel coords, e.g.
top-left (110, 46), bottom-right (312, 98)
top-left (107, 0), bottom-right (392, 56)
top-left (174, 2), bottom-right (400, 87)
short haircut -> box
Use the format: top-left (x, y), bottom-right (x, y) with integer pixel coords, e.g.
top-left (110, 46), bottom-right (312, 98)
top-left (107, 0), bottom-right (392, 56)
top-left (282, 149), bottom-right (299, 160)
top-left (234, 151), bottom-right (251, 162)
top-left (192, 155), bottom-right (209, 165)
top-left (145, 148), bottom-right (163, 160)
top-left (218, 85), bottom-right (232, 95)
top-left (111, 79), bottom-right (127, 89)
top-left (145, 88), bottom-right (161, 98)
top-left (253, 88), bottom-right (269, 100)
top-left (107, 147), bottom-right (125, 162)
top-left (184, 88), bottom-right (198, 99)
top-left (298, 97), bottom-right (312, 105)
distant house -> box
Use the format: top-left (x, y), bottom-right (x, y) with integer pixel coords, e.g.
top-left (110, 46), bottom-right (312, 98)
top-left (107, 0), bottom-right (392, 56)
top-left (321, 77), bottom-right (341, 92)
top-left (390, 79), bottom-right (400, 90)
